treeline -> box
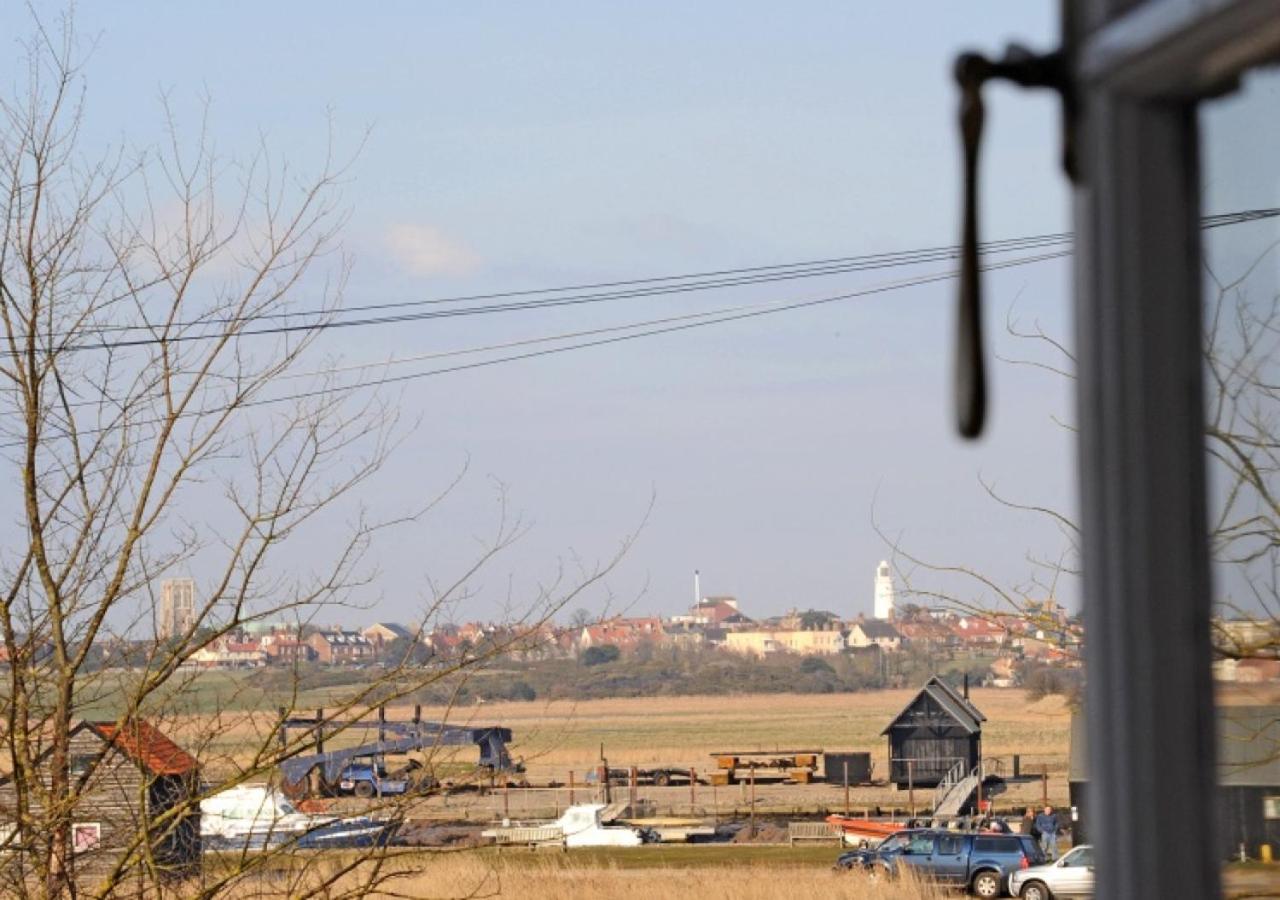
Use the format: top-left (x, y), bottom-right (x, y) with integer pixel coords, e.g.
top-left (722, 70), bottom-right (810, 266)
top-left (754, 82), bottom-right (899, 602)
top-left (400, 644), bottom-right (996, 705)
top-left (154, 646), bottom-right (1044, 713)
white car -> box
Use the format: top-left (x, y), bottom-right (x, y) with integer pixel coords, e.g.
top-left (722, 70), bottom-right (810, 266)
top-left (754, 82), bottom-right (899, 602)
top-left (1009, 844), bottom-right (1094, 899)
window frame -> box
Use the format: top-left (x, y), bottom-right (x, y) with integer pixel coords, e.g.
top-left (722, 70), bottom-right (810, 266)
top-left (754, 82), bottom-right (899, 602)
top-left (71, 822), bottom-right (101, 854)
top-left (1264, 795), bottom-right (1280, 820)
top-left (1068, 2), bottom-right (1280, 898)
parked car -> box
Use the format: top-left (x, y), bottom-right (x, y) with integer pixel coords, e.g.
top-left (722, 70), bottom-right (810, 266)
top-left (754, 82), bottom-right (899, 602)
top-left (336, 758), bottom-right (410, 798)
top-left (1009, 844), bottom-right (1094, 899)
top-left (836, 828), bottom-right (1046, 898)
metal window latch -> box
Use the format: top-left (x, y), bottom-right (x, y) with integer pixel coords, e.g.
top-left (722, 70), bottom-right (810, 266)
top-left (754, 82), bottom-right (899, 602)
top-left (952, 44), bottom-right (1077, 439)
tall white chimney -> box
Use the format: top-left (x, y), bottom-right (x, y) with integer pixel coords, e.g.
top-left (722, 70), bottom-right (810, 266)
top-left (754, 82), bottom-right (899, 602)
top-left (694, 570), bottom-right (701, 608)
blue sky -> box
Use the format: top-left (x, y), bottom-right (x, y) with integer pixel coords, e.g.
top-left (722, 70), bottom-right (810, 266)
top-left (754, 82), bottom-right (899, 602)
top-left (7, 3), bottom-right (1273, 626)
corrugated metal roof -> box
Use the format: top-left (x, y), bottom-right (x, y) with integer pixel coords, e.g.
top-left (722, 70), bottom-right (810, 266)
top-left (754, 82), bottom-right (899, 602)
top-left (1070, 705), bottom-right (1280, 786)
top-left (86, 720), bottom-right (198, 776)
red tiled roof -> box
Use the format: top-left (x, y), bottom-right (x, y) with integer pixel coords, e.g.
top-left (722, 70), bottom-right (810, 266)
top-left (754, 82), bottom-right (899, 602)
top-left (85, 720), bottom-right (197, 776)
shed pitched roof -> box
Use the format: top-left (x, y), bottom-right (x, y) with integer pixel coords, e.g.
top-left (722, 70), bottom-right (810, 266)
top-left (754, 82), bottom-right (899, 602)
top-left (84, 720), bottom-right (198, 776)
top-left (880, 675), bottom-right (986, 736)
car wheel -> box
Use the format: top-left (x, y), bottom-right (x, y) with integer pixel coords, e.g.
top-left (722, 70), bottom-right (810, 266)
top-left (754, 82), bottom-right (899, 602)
top-left (971, 870), bottom-right (1001, 898)
top-left (354, 781), bottom-right (376, 799)
top-left (1020, 881), bottom-right (1052, 900)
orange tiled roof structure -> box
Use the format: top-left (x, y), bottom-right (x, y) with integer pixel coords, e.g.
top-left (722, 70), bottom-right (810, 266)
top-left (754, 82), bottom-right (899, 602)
top-left (85, 720), bottom-right (197, 776)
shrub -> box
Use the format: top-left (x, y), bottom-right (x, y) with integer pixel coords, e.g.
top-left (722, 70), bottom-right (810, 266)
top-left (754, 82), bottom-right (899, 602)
top-left (580, 645), bottom-right (621, 666)
top-left (799, 656), bottom-right (835, 676)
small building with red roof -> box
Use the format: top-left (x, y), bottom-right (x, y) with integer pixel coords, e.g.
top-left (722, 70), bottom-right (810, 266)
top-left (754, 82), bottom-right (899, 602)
top-left (0, 718), bottom-right (201, 882)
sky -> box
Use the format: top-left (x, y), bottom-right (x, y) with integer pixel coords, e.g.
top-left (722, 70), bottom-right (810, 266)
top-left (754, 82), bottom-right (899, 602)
top-left (2, 3), bottom-right (1276, 628)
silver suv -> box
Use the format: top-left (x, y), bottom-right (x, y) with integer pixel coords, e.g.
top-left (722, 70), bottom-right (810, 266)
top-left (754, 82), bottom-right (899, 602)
top-left (1009, 844), bottom-right (1094, 899)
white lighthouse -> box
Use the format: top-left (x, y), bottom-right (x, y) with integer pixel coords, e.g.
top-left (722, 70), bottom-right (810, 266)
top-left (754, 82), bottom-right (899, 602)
top-left (873, 560), bottom-right (895, 620)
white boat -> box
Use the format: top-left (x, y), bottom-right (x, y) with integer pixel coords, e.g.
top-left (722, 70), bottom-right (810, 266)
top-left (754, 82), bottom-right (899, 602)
top-left (200, 784), bottom-right (394, 851)
top-left (482, 803), bottom-right (651, 848)
top-left (552, 804), bottom-right (647, 847)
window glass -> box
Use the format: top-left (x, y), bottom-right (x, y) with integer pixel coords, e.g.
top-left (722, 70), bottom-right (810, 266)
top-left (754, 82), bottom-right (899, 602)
top-left (937, 835), bottom-right (963, 854)
top-left (974, 836), bottom-right (1014, 853)
top-left (1201, 66), bottom-right (1280, 722)
top-left (907, 833), bottom-right (935, 854)
top-left (69, 753), bottom-right (95, 778)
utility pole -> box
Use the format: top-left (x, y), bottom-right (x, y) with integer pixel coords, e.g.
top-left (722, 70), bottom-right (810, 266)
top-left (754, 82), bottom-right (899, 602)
top-left (843, 762), bottom-right (850, 816)
top-left (908, 759), bottom-right (915, 817)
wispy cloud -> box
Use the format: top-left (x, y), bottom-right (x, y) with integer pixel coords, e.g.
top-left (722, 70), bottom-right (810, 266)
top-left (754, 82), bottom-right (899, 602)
top-left (384, 223), bottom-right (479, 277)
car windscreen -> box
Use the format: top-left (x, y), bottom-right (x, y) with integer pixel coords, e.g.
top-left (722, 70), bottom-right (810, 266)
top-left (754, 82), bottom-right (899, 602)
top-left (1061, 846), bottom-right (1093, 867)
top-left (878, 834), bottom-right (910, 853)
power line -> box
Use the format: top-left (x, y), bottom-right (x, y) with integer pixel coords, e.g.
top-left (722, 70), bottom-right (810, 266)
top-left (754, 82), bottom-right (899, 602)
top-left (21, 235), bottom-right (1074, 355)
top-left (76, 232), bottom-right (1076, 336)
top-left (4, 204), bottom-right (1278, 448)
top-left (248, 251), bottom-right (1071, 406)
top-left (6, 207), bottom-right (1276, 357)
top-left (96, 204), bottom-right (1280, 333)
top-left (4, 249), bottom-right (1068, 450)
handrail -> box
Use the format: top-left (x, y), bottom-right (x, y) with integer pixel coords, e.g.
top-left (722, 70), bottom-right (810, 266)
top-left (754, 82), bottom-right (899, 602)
top-left (932, 758), bottom-right (967, 812)
top-left (932, 757), bottom-right (1003, 815)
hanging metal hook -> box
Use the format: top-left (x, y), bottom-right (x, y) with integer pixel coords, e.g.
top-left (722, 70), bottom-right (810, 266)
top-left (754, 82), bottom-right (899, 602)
top-left (952, 45), bottom-right (1075, 439)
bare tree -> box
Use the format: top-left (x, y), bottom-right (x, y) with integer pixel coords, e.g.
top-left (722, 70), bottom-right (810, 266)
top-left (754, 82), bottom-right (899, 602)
top-left (877, 239), bottom-right (1280, 673)
top-left (0, 16), bottom-right (630, 899)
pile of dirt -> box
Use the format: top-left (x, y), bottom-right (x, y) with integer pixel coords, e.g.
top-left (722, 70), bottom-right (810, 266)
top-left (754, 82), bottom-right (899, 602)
top-left (396, 821), bottom-right (488, 848)
top-left (728, 822), bottom-right (788, 844)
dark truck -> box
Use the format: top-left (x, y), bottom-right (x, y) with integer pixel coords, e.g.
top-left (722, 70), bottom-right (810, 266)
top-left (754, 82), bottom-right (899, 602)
top-left (837, 828), bottom-right (1046, 898)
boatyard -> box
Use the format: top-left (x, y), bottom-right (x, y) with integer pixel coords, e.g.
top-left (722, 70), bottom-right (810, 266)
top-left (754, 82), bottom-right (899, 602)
top-left (185, 684), bottom-right (1074, 861)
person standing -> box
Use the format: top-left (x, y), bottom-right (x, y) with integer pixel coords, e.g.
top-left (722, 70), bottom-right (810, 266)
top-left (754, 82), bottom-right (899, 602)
top-left (1021, 807), bottom-right (1037, 840)
top-left (1033, 805), bottom-right (1059, 859)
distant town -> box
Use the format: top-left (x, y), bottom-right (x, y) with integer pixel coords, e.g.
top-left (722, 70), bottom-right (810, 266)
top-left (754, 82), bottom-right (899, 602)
top-left (99, 561), bottom-right (1269, 692)
top-left (129, 561), bottom-right (1280, 691)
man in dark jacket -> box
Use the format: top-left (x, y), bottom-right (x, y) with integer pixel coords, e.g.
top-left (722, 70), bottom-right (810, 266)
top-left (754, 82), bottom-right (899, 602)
top-left (1033, 805), bottom-right (1060, 859)
top-left (1021, 807), bottom-right (1037, 840)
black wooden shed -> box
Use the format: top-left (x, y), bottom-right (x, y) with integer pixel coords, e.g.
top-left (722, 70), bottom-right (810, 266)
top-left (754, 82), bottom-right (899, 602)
top-left (1070, 705), bottom-right (1280, 860)
top-left (882, 675), bottom-right (984, 788)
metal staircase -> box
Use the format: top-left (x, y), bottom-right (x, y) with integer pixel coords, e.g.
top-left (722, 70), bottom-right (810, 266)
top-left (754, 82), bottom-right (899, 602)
top-left (931, 758), bottom-right (1000, 817)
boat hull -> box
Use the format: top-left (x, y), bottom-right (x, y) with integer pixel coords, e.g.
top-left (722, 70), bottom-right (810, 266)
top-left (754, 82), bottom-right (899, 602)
top-left (824, 815), bottom-right (902, 842)
top-left (203, 819), bottom-right (396, 852)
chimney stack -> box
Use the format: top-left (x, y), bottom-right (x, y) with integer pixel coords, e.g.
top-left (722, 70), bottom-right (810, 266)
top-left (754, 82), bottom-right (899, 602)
top-left (963, 673), bottom-right (970, 699)
top-left (694, 570), bottom-right (701, 608)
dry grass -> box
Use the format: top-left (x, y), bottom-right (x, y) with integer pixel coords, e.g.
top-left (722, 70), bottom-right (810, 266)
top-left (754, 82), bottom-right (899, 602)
top-left (231, 852), bottom-right (950, 900)
top-left (152, 687), bottom-right (1072, 775)
top-left (147, 686), bottom-right (1074, 814)
top-left (403, 688), bottom-right (1072, 773)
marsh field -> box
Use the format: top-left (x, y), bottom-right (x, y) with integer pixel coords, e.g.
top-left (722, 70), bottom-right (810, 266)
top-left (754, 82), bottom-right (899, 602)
top-left (133, 684), bottom-right (1077, 813)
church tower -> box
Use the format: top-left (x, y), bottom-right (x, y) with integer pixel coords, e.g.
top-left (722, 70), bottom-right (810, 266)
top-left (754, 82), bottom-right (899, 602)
top-left (873, 560), bottom-right (895, 620)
